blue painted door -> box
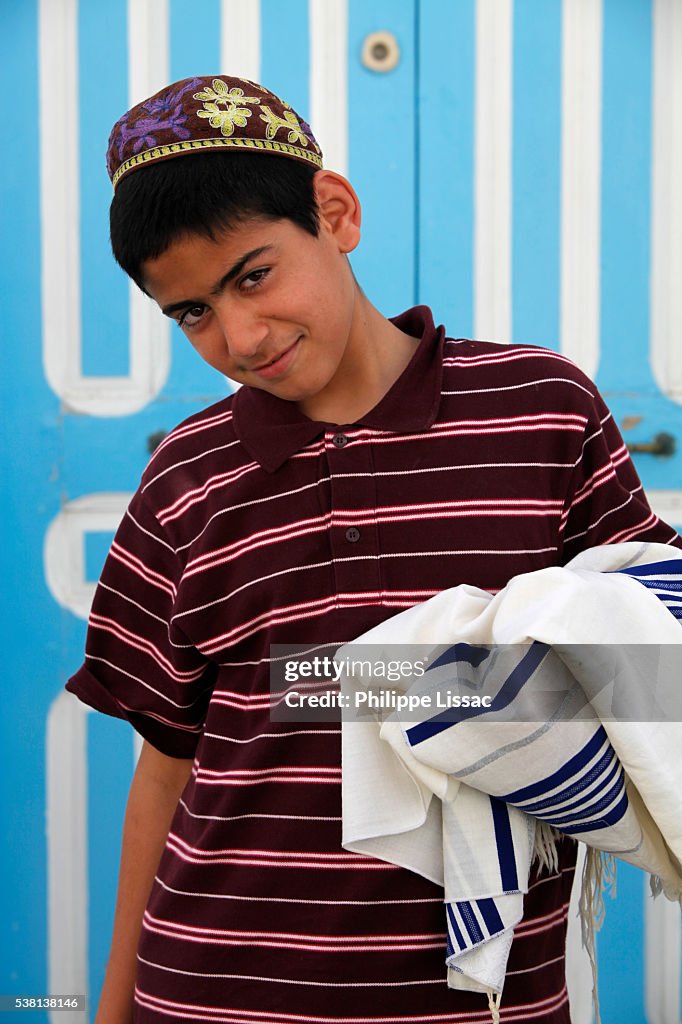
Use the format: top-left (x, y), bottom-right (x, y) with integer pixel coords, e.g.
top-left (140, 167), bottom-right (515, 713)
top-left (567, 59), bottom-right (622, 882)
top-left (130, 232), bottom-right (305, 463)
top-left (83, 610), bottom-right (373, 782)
top-left (2, 2), bottom-right (681, 1022)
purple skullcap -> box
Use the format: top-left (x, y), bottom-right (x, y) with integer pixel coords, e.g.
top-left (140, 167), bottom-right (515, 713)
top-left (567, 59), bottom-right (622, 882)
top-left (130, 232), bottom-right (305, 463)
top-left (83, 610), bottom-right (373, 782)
top-left (106, 75), bottom-right (323, 190)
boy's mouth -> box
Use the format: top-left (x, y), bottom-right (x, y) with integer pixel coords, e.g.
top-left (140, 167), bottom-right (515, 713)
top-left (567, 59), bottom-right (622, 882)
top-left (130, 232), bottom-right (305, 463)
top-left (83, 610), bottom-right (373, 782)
top-left (251, 338), bottom-right (301, 380)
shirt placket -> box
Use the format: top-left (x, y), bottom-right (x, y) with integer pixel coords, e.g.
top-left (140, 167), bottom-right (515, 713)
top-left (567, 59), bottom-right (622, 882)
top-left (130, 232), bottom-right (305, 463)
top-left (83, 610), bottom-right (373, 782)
top-left (324, 429), bottom-right (382, 604)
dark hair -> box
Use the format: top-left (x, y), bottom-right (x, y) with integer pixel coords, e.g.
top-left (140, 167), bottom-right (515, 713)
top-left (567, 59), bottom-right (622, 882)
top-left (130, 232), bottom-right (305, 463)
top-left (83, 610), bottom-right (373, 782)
top-left (109, 151), bottom-right (320, 290)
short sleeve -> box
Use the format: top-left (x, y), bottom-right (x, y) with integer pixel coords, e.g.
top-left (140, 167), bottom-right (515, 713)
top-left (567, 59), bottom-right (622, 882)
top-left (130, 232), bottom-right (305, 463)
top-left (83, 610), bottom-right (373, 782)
top-left (559, 380), bottom-right (682, 561)
top-left (65, 489), bottom-right (216, 758)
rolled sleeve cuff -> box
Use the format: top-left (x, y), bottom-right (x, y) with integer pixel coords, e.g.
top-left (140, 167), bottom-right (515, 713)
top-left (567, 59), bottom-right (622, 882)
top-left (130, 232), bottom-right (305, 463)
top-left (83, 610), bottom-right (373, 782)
top-left (65, 665), bottom-right (201, 759)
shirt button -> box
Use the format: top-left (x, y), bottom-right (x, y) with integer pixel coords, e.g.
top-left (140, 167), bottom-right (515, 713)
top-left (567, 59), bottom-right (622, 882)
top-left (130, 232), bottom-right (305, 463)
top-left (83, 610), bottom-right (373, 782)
top-left (332, 433), bottom-right (349, 448)
top-left (345, 527), bottom-right (361, 543)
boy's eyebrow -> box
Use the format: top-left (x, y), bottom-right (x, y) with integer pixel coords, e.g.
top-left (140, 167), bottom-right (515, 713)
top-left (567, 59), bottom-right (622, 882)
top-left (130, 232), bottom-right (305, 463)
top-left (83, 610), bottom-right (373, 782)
top-left (161, 245), bottom-right (274, 316)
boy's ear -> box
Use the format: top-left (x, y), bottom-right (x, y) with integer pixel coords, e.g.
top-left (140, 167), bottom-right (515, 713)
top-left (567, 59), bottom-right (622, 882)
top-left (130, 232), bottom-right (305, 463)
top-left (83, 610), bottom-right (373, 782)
top-left (313, 170), bottom-right (361, 253)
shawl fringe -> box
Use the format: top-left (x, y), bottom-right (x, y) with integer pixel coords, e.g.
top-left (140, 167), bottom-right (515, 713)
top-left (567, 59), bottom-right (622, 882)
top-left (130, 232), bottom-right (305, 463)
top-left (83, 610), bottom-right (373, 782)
top-left (578, 846), bottom-right (617, 1024)
top-left (532, 821), bottom-right (561, 873)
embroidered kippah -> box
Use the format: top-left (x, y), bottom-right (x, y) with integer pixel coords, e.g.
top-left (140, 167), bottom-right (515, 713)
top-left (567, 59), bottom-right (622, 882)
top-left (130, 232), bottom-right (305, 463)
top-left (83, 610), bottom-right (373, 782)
top-left (106, 75), bottom-right (323, 190)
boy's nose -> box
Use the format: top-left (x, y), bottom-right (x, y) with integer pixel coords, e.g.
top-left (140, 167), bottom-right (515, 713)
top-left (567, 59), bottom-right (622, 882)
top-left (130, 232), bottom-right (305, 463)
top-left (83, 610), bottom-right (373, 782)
top-left (214, 303), bottom-right (270, 362)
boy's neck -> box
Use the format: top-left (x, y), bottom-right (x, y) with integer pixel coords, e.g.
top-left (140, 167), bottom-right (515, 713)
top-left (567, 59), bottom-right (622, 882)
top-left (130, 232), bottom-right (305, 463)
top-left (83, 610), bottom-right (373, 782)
top-left (296, 295), bottom-right (420, 425)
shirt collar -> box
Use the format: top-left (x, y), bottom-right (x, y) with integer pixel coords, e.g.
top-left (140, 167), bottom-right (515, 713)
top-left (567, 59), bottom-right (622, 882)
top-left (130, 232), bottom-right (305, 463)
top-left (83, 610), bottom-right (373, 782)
top-left (232, 305), bottom-right (445, 473)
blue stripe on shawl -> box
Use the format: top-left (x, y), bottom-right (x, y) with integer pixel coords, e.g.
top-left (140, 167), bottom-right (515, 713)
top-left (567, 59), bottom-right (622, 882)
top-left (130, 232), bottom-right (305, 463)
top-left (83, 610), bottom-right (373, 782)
top-left (476, 897), bottom-right (505, 936)
top-left (446, 903), bottom-right (467, 952)
top-left (545, 772), bottom-right (626, 829)
top-left (616, 562), bottom-right (682, 617)
top-left (427, 644), bottom-right (491, 671)
top-left (500, 726), bottom-right (608, 803)
top-left (457, 901), bottom-right (484, 945)
top-left (445, 921), bottom-right (455, 957)
top-left (615, 559), bottom-right (682, 578)
top-left (490, 796), bottom-right (519, 891)
top-left (548, 770), bottom-right (622, 823)
top-left (637, 580), bottom-right (682, 592)
top-left (519, 749), bottom-right (620, 817)
top-left (556, 789), bottom-right (629, 834)
top-left (406, 641), bottom-right (549, 746)
top-left (516, 742), bottom-right (615, 813)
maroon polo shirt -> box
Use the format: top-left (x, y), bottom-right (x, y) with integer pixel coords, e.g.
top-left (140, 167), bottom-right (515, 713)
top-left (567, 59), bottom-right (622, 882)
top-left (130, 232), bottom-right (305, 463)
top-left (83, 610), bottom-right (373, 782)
top-left (67, 306), bottom-right (681, 1024)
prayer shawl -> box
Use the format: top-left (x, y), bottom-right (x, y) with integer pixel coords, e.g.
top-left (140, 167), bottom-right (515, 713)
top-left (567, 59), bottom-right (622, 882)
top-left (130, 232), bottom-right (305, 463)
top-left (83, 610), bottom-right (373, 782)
top-left (338, 542), bottom-right (682, 1019)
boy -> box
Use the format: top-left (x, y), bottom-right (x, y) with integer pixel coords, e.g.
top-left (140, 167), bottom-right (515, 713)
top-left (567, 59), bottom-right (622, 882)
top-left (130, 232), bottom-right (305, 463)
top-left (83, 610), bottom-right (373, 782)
top-left (67, 75), bottom-right (681, 1024)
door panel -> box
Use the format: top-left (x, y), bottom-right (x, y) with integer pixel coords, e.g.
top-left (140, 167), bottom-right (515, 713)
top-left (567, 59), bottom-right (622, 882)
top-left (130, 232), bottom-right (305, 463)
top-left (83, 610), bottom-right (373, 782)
top-left (348, 0), bottom-right (417, 312)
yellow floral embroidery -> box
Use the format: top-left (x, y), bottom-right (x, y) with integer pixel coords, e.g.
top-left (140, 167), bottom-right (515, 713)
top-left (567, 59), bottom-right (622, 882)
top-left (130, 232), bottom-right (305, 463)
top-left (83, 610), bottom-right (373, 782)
top-left (192, 79), bottom-right (261, 137)
top-left (259, 105), bottom-right (312, 148)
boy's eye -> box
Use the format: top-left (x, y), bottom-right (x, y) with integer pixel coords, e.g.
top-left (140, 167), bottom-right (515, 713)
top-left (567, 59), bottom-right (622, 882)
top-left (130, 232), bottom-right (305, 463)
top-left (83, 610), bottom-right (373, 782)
top-left (177, 305), bottom-right (206, 329)
top-left (240, 267), bottom-right (270, 291)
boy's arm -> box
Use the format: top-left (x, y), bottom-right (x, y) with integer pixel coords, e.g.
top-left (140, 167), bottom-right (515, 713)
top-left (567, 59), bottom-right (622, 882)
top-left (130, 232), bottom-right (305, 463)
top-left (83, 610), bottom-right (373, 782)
top-left (95, 740), bottom-right (194, 1024)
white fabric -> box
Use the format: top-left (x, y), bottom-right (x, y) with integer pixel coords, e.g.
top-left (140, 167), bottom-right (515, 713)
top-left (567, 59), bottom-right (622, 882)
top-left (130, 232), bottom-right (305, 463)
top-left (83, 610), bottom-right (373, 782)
top-left (338, 541), bottom-right (682, 996)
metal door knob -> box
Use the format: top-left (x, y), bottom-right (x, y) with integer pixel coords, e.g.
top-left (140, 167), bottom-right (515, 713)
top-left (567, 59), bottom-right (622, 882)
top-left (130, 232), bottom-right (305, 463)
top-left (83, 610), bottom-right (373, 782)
top-left (362, 31), bottom-right (400, 72)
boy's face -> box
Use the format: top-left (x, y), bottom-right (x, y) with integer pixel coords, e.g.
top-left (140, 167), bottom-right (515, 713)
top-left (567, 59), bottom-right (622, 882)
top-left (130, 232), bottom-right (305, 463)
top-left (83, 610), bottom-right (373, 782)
top-left (142, 198), bottom-right (360, 410)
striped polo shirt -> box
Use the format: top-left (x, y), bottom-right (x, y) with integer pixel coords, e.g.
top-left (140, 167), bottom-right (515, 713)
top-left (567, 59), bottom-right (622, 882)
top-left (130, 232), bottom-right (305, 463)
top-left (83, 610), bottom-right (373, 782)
top-left (67, 305), bottom-right (681, 1024)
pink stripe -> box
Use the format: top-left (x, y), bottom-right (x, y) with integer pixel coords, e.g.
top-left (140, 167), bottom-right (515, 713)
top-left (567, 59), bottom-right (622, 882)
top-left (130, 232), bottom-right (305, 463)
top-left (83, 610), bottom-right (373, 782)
top-left (194, 776), bottom-right (340, 787)
top-left (564, 463), bottom-right (616, 512)
top-left (92, 690), bottom-right (202, 733)
top-left (134, 983), bottom-right (570, 1023)
top-left (361, 417), bottom-right (587, 449)
top-left (133, 990), bottom-right (480, 1024)
top-left (197, 767), bottom-right (340, 778)
top-left (199, 595), bottom-right (341, 652)
top-left (563, 493), bottom-right (641, 546)
top-left (109, 542), bottom-right (177, 598)
top-left (158, 462), bottom-right (260, 525)
top-left (140, 931), bottom-right (441, 955)
top-left (89, 614), bottom-right (204, 683)
top-left (331, 508), bottom-right (562, 528)
top-left (513, 902), bottom-right (569, 937)
top-left (433, 412), bottom-right (586, 429)
top-left (443, 347), bottom-right (576, 369)
top-left (144, 911), bottom-right (444, 943)
top-left (610, 444), bottom-right (631, 468)
top-left (605, 510), bottom-right (658, 545)
top-left (338, 499), bottom-right (563, 515)
top-left (146, 408), bottom-right (234, 465)
top-left (166, 845), bottom-right (398, 870)
top-left (211, 695), bottom-right (275, 711)
top-left (185, 514), bottom-right (333, 577)
top-left (168, 835), bottom-right (368, 860)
